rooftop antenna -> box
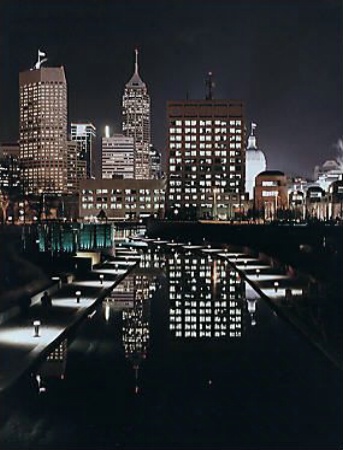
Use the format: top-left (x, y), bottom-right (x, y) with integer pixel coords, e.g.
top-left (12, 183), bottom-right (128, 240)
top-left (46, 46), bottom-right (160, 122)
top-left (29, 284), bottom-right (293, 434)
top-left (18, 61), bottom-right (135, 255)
top-left (32, 49), bottom-right (48, 70)
top-left (134, 48), bottom-right (139, 74)
top-left (205, 71), bottom-right (215, 100)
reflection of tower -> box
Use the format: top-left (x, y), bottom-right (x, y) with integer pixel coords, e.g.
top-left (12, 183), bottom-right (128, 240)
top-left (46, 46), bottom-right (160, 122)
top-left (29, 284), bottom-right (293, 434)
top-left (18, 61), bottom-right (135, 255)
top-left (245, 282), bottom-right (259, 327)
top-left (168, 253), bottom-right (244, 339)
top-left (38, 339), bottom-right (68, 379)
top-left (122, 275), bottom-right (151, 393)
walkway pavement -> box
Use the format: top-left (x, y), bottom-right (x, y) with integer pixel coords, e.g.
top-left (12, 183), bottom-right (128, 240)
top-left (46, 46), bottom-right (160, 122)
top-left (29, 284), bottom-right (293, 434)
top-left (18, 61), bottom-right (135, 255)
top-left (214, 249), bottom-right (342, 370)
top-left (0, 253), bottom-right (138, 393)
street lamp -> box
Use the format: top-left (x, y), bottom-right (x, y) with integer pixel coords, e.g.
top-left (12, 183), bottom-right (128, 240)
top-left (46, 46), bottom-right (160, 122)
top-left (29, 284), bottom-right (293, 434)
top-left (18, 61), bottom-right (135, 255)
top-left (75, 290), bottom-right (81, 303)
top-left (274, 281), bottom-right (279, 293)
top-left (99, 274), bottom-right (104, 285)
top-left (33, 320), bottom-right (41, 337)
top-left (256, 269), bottom-right (260, 278)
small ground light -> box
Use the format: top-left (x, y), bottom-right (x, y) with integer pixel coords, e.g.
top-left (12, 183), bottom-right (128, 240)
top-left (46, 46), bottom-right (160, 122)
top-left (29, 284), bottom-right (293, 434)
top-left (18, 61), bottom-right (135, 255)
top-left (76, 290), bottom-right (81, 303)
top-left (99, 274), bottom-right (104, 284)
top-left (33, 320), bottom-right (41, 337)
top-left (274, 281), bottom-right (279, 293)
top-left (244, 260), bottom-right (247, 266)
top-left (256, 269), bottom-right (260, 278)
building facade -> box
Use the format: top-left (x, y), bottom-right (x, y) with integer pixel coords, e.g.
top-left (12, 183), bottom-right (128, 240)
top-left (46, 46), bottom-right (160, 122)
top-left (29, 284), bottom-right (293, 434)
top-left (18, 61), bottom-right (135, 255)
top-left (122, 50), bottom-right (151, 179)
top-left (0, 142), bottom-right (21, 194)
top-left (66, 141), bottom-right (87, 193)
top-left (79, 178), bottom-right (166, 220)
top-left (254, 170), bottom-right (289, 220)
top-left (101, 134), bottom-right (135, 179)
top-left (19, 63), bottom-right (67, 194)
top-left (71, 123), bottom-right (96, 178)
top-left (166, 100), bottom-right (246, 220)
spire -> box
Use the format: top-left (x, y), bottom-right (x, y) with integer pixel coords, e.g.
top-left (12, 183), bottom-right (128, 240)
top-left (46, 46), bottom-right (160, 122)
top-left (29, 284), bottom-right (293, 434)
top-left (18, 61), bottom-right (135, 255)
top-left (125, 48), bottom-right (146, 88)
top-left (135, 48), bottom-right (139, 74)
top-left (247, 122), bottom-right (258, 149)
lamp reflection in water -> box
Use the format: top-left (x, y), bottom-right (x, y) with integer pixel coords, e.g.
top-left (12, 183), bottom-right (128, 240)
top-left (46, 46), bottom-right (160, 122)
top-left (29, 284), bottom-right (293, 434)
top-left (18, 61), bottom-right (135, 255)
top-left (247, 298), bottom-right (257, 327)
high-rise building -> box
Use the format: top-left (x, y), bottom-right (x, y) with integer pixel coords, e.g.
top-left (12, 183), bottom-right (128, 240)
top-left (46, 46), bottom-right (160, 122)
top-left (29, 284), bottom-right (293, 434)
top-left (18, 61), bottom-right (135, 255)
top-left (122, 49), bottom-right (151, 179)
top-left (101, 134), bottom-right (135, 179)
top-left (70, 123), bottom-right (96, 178)
top-left (166, 99), bottom-right (246, 220)
top-left (19, 52), bottom-right (67, 194)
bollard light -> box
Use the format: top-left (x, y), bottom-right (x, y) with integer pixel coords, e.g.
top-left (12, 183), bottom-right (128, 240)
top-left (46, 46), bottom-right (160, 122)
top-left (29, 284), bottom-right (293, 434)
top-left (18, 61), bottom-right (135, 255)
top-left (244, 260), bottom-right (247, 266)
top-left (274, 281), bottom-right (279, 293)
top-left (99, 274), bottom-right (104, 285)
top-left (256, 269), bottom-right (260, 278)
top-left (75, 290), bottom-right (81, 303)
top-left (33, 320), bottom-right (41, 337)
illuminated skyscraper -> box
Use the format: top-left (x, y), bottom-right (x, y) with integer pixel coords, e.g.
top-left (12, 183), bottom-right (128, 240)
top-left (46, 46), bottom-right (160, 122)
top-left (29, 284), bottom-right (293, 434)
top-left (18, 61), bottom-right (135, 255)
top-left (122, 49), bottom-right (151, 179)
top-left (166, 98), bottom-right (246, 220)
top-left (101, 134), bottom-right (135, 179)
top-left (71, 123), bottom-right (96, 178)
top-left (19, 51), bottom-right (67, 194)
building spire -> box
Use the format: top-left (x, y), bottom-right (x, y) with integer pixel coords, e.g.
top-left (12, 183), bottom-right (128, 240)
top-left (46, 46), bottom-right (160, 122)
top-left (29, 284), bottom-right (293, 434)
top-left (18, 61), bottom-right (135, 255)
top-left (125, 48), bottom-right (146, 88)
top-left (135, 48), bottom-right (139, 74)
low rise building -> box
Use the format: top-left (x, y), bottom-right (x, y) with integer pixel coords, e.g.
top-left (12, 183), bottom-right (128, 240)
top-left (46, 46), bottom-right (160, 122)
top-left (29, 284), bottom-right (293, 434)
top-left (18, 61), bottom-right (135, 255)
top-left (254, 170), bottom-right (288, 220)
top-left (79, 178), bottom-right (166, 221)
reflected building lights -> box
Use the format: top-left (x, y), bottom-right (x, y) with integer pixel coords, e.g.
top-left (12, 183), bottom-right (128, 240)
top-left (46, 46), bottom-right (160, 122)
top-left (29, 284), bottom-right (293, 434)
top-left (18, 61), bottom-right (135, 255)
top-left (167, 253), bottom-right (245, 339)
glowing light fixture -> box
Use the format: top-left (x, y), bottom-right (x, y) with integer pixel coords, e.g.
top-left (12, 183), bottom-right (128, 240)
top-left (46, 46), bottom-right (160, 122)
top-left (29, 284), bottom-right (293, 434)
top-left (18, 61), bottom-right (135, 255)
top-left (75, 290), bottom-right (81, 303)
top-left (33, 320), bottom-right (41, 337)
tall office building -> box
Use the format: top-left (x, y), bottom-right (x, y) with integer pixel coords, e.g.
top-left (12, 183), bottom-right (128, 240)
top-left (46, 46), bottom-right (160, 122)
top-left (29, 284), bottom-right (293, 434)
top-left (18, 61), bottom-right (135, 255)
top-left (166, 99), bottom-right (246, 220)
top-left (101, 134), bottom-right (135, 179)
top-left (71, 123), bottom-right (96, 178)
top-left (19, 52), bottom-right (67, 194)
top-left (122, 49), bottom-right (151, 179)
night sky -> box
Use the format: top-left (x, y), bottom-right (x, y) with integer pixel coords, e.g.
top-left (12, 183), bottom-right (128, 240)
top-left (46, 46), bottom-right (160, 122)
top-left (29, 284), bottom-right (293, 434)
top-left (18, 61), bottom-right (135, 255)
top-left (0, 0), bottom-right (342, 178)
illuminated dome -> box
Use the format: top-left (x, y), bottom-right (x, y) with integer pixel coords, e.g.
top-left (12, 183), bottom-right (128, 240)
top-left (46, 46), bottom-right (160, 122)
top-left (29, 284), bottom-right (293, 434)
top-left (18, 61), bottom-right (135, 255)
top-left (245, 123), bottom-right (267, 199)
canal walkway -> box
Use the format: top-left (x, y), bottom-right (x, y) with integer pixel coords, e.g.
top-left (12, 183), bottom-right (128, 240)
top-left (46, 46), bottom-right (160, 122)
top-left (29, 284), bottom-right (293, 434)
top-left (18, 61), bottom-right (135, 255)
top-left (0, 250), bottom-right (139, 393)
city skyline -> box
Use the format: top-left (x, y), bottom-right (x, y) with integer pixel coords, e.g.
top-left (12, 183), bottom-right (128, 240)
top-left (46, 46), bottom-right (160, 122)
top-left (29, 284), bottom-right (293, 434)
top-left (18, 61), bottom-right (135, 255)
top-left (0, 0), bottom-right (342, 178)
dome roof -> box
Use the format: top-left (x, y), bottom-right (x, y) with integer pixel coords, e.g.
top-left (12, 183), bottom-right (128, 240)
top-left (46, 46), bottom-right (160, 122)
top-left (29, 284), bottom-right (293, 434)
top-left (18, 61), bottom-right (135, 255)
top-left (246, 148), bottom-right (267, 163)
top-left (257, 170), bottom-right (285, 177)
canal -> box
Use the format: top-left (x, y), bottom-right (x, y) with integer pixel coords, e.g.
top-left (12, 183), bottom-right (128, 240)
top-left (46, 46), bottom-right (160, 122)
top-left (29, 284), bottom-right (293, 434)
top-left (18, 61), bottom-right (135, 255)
top-left (0, 245), bottom-right (341, 449)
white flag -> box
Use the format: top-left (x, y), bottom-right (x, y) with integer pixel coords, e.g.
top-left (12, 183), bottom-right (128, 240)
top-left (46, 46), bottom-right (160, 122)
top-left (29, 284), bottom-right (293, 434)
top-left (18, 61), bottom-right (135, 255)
top-left (38, 50), bottom-right (46, 57)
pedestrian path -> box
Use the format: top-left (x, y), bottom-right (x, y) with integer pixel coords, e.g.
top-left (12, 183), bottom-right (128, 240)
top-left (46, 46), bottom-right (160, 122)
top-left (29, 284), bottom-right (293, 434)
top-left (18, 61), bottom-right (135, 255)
top-left (210, 249), bottom-right (342, 370)
top-left (0, 253), bottom-right (139, 393)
